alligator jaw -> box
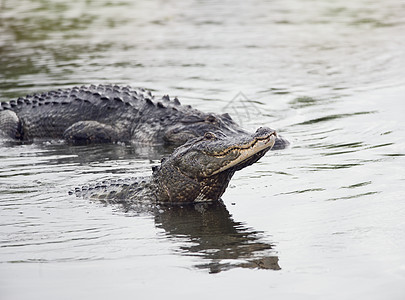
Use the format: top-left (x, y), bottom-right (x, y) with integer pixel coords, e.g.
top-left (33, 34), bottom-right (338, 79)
top-left (210, 131), bottom-right (277, 176)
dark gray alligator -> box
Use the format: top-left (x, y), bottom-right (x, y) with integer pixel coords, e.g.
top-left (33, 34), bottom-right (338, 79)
top-left (0, 84), bottom-right (288, 149)
top-left (73, 127), bottom-right (276, 204)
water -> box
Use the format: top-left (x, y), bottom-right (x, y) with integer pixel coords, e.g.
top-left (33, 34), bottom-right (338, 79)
top-left (1, 0), bottom-right (405, 299)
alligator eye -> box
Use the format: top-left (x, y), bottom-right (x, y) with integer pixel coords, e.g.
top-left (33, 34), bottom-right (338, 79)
top-left (205, 115), bottom-right (217, 123)
top-left (204, 132), bottom-right (216, 140)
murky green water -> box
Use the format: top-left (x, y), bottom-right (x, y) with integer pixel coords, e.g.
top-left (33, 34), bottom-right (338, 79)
top-left (1, 0), bottom-right (405, 299)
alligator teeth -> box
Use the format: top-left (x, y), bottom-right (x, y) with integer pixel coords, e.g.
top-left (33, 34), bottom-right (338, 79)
top-left (210, 132), bottom-right (276, 157)
top-left (210, 134), bottom-right (276, 176)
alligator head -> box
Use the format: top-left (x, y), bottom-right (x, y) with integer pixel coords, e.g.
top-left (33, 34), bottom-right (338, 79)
top-left (163, 112), bottom-right (288, 150)
top-left (153, 127), bottom-right (277, 203)
top-left (163, 112), bottom-right (247, 145)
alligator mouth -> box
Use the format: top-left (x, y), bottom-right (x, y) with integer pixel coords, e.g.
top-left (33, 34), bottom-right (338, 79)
top-left (210, 131), bottom-right (277, 176)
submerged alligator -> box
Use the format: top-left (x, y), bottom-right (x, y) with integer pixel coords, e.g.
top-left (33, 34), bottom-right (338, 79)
top-left (73, 127), bottom-right (276, 204)
top-left (0, 84), bottom-right (288, 149)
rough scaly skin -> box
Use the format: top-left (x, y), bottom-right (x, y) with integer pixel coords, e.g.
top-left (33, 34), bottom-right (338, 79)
top-left (74, 127), bottom-right (277, 204)
top-left (0, 84), bottom-right (288, 148)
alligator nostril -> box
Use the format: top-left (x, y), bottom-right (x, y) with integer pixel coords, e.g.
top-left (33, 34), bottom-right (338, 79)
top-left (255, 127), bottom-right (276, 137)
top-left (255, 127), bottom-right (264, 133)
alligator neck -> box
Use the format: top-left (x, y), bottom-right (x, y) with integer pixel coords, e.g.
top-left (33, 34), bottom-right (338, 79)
top-left (150, 165), bottom-right (235, 204)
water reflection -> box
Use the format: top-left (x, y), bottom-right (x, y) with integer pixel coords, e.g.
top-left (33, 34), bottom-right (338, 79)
top-left (59, 143), bottom-right (174, 164)
top-left (2, 142), bottom-right (174, 164)
top-left (154, 202), bottom-right (280, 273)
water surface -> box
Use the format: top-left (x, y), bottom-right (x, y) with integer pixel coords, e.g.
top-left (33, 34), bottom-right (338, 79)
top-left (1, 0), bottom-right (405, 299)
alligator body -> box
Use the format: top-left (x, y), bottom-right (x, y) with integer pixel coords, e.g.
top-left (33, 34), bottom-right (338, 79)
top-left (0, 84), bottom-right (288, 149)
top-left (73, 127), bottom-right (276, 204)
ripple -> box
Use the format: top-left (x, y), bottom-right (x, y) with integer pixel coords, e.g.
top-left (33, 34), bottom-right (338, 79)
top-left (327, 191), bottom-right (380, 201)
top-left (278, 188), bottom-right (325, 195)
top-left (295, 111), bottom-right (376, 126)
top-left (341, 181), bottom-right (372, 189)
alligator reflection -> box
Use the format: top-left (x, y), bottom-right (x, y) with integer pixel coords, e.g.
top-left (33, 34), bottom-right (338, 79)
top-left (153, 201), bottom-right (280, 273)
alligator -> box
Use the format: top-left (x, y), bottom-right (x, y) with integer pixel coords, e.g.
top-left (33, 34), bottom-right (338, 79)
top-left (0, 84), bottom-right (288, 149)
top-left (73, 127), bottom-right (276, 204)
